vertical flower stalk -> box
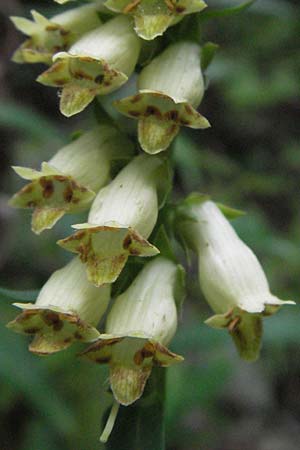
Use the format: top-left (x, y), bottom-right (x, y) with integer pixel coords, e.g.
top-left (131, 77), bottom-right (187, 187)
top-left (9, 125), bottom-right (133, 234)
top-left (115, 41), bottom-right (210, 154)
top-left (81, 256), bottom-right (184, 406)
top-left (58, 154), bottom-right (171, 286)
top-left (37, 16), bottom-right (142, 117)
top-left (7, 257), bottom-right (111, 355)
top-left (104, 0), bottom-right (207, 40)
top-left (11, 4), bottom-right (103, 65)
top-left (177, 195), bottom-right (295, 361)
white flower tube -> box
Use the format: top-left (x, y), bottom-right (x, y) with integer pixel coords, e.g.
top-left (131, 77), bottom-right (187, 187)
top-left (177, 195), bottom-right (295, 361)
top-left (82, 256), bottom-right (184, 406)
top-left (104, 0), bottom-right (207, 40)
top-left (11, 4), bottom-right (103, 65)
top-left (58, 154), bottom-right (171, 286)
top-left (9, 125), bottom-right (133, 234)
top-left (7, 257), bottom-right (111, 355)
top-left (37, 16), bottom-right (142, 117)
top-left (115, 41), bottom-right (210, 154)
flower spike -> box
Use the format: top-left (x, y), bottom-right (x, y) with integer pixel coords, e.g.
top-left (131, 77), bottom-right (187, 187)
top-left (58, 154), bottom-right (172, 286)
top-left (37, 16), bottom-right (142, 117)
top-left (81, 257), bottom-right (184, 406)
top-left (7, 257), bottom-right (111, 355)
top-left (11, 5), bottom-right (102, 65)
top-left (9, 125), bottom-right (133, 234)
top-left (105, 0), bottom-right (207, 40)
top-left (114, 41), bottom-right (210, 154)
top-left (177, 195), bottom-right (295, 361)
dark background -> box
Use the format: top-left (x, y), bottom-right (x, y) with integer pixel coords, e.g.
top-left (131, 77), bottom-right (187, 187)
top-left (0, 1), bottom-right (300, 449)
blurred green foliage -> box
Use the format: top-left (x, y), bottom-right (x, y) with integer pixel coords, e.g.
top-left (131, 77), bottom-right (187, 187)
top-left (1, 0), bottom-right (300, 449)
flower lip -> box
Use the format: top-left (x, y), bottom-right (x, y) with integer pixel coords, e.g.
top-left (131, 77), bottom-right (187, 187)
top-left (81, 334), bottom-right (183, 405)
top-left (7, 303), bottom-right (101, 355)
top-left (104, 0), bottom-right (207, 40)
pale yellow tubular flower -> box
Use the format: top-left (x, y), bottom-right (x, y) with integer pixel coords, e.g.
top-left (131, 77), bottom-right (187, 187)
top-left (7, 257), bottom-right (111, 355)
top-left (37, 16), bottom-right (142, 117)
top-left (115, 41), bottom-right (210, 154)
top-left (58, 154), bottom-right (172, 286)
top-left (9, 125), bottom-right (133, 234)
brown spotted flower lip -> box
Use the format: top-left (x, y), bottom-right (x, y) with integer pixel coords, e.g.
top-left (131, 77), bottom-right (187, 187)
top-left (57, 224), bottom-right (159, 286)
top-left (10, 164), bottom-right (95, 234)
top-left (7, 303), bottom-right (100, 355)
top-left (81, 334), bottom-right (183, 405)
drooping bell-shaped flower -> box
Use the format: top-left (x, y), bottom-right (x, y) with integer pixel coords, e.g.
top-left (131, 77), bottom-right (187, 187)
top-left (7, 257), bottom-right (111, 355)
top-left (177, 194), bottom-right (295, 361)
top-left (58, 154), bottom-right (171, 286)
top-left (104, 0), bottom-right (207, 40)
top-left (11, 4), bottom-right (102, 65)
top-left (9, 125), bottom-right (133, 234)
top-left (81, 256), bottom-right (184, 406)
top-left (114, 41), bottom-right (210, 154)
top-left (37, 16), bottom-right (142, 117)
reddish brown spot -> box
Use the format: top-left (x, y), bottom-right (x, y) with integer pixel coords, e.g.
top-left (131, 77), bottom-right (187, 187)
top-left (167, 124), bottom-right (178, 136)
top-left (123, 235), bottom-right (132, 250)
top-left (166, 110), bottom-right (179, 121)
top-left (74, 71), bottom-right (93, 81)
top-left (74, 331), bottom-right (83, 340)
top-left (180, 119), bottom-right (191, 126)
top-left (64, 337), bottom-right (72, 344)
top-left (43, 311), bottom-right (63, 331)
top-left (60, 29), bottom-right (70, 37)
top-left (95, 74), bottom-right (104, 84)
top-left (22, 184), bottom-right (33, 194)
top-left (128, 110), bottom-right (140, 117)
top-left (40, 178), bottom-right (54, 198)
top-left (72, 197), bottom-right (80, 204)
top-left (54, 79), bottom-right (69, 86)
top-left (145, 105), bottom-right (161, 118)
top-left (95, 356), bottom-right (110, 364)
top-left (24, 327), bottom-right (40, 334)
top-left (131, 94), bottom-right (142, 104)
top-left (46, 25), bottom-right (60, 32)
top-left (134, 345), bottom-right (154, 365)
top-left (228, 316), bottom-right (241, 333)
top-left (184, 104), bottom-right (194, 115)
top-left (27, 201), bottom-right (37, 208)
top-left (176, 6), bottom-right (185, 13)
top-left (63, 186), bottom-right (73, 203)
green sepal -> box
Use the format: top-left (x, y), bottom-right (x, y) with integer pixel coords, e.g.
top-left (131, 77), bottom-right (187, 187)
top-left (57, 224), bottom-right (159, 287)
top-left (105, 0), bottom-right (206, 40)
top-left (114, 90), bottom-right (210, 154)
top-left (7, 303), bottom-right (100, 355)
top-left (10, 163), bottom-right (95, 235)
top-left (201, 42), bottom-right (219, 72)
top-left (37, 54), bottom-right (128, 117)
top-left (153, 225), bottom-right (176, 263)
top-left (216, 202), bottom-right (246, 220)
top-left (81, 334), bottom-right (183, 405)
top-left (199, 0), bottom-right (255, 22)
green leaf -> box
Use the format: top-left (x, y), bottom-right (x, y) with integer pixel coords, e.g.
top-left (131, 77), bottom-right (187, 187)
top-left (201, 42), bottom-right (219, 71)
top-left (153, 225), bottom-right (177, 263)
top-left (216, 202), bottom-right (246, 219)
top-left (199, 0), bottom-right (256, 21)
top-left (0, 287), bottom-right (39, 302)
top-left (106, 367), bottom-right (165, 450)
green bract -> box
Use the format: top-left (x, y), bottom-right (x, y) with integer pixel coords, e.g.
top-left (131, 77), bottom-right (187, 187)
top-left (58, 154), bottom-right (172, 286)
top-left (7, 257), bottom-right (111, 355)
top-left (104, 0), bottom-right (207, 40)
top-left (11, 5), bottom-right (102, 65)
top-left (9, 125), bottom-right (133, 234)
top-left (177, 195), bottom-right (295, 361)
top-left (37, 16), bottom-right (142, 117)
top-left (81, 257), bottom-right (184, 405)
top-left (115, 41), bottom-right (210, 154)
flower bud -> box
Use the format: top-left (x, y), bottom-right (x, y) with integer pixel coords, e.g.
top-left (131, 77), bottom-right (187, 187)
top-left (37, 16), bottom-right (142, 117)
top-left (9, 125), bottom-right (133, 234)
top-left (177, 195), bottom-right (295, 361)
top-left (114, 41), bottom-right (210, 154)
top-left (11, 5), bottom-right (103, 65)
top-left (81, 256), bottom-right (184, 406)
top-left (58, 154), bottom-right (171, 286)
top-left (7, 257), bottom-right (111, 355)
top-left (104, 0), bottom-right (207, 40)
